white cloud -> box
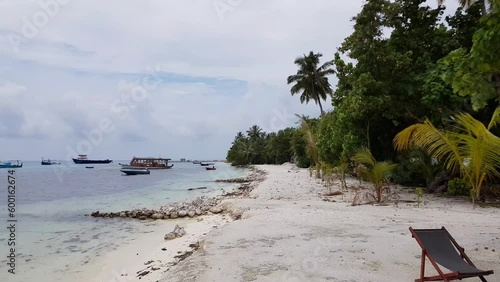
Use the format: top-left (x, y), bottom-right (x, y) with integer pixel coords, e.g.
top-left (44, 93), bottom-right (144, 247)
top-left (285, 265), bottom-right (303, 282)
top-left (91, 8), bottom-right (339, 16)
top-left (0, 0), bottom-right (461, 159)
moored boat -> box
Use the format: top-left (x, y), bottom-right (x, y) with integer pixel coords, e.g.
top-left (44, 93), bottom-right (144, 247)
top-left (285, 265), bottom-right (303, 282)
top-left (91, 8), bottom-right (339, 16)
top-left (120, 168), bottom-right (151, 175)
top-left (193, 161), bottom-right (201, 164)
top-left (41, 158), bottom-right (61, 165)
top-left (120, 157), bottom-right (173, 169)
top-left (0, 160), bottom-right (23, 169)
top-left (72, 155), bottom-right (112, 164)
top-left (205, 166), bottom-right (216, 170)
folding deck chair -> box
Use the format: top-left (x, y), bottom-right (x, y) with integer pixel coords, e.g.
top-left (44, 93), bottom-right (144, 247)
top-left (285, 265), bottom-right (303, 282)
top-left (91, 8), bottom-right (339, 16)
top-left (409, 227), bottom-right (494, 282)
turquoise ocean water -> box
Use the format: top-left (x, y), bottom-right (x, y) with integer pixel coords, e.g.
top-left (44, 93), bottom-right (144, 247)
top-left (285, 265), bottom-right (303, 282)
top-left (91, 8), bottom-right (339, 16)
top-left (0, 161), bottom-right (247, 281)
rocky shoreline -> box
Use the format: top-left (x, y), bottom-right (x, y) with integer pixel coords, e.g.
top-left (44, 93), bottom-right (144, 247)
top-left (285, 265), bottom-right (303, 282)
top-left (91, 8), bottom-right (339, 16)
top-left (87, 167), bottom-right (267, 221)
top-left (85, 167), bottom-right (267, 281)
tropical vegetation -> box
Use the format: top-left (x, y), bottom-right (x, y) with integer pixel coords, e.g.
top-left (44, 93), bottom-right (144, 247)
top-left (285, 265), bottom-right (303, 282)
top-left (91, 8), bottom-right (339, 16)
top-left (226, 0), bottom-right (500, 204)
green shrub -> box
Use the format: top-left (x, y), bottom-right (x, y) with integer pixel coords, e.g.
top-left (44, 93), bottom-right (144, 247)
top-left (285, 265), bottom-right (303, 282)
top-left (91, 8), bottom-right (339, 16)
top-left (446, 178), bottom-right (470, 196)
top-left (416, 188), bottom-right (424, 207)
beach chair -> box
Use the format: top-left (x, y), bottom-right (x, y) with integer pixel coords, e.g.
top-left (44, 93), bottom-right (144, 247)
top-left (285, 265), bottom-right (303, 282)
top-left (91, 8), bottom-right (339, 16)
top-left (409, 227), bottom-right (494, 282)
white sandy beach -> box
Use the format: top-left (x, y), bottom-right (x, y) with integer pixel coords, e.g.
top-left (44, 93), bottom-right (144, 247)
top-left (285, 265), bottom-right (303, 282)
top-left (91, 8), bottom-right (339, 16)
top-left (79, 215), bottom-right (230, 282)
top-left (90, 164), bottom-right (500, 282)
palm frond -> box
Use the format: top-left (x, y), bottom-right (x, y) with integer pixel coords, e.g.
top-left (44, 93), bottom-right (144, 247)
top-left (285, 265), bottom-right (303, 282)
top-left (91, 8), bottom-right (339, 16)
top-left (372, 162), bottom-right (398, 185)
top-left (487, 106), bottom-right (500, 130)
top-left (394, 109), bottom-right (500, 200)
top-left (288, 51), bottom-right (334, 114)
top-left (296, 115), bottom-right (319, 165)
top-left (353, 147), bottom-right (376, 167)
top-left (393, 120), bottom-right (462, 173)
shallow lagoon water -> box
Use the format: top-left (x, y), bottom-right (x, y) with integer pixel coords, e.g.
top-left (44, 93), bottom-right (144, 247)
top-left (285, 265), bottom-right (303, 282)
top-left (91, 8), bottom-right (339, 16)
top-left (0, 161), bottom-right (246, 281)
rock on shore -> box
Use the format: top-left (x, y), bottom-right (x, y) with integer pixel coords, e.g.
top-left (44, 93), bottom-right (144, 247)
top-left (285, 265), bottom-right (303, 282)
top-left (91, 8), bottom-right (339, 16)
top-left (87, 169), bottom-right (267, 221)
top-left (88, 196), bottom-right (225, 220)
top-left (164, 225), bottom-right (187, 240)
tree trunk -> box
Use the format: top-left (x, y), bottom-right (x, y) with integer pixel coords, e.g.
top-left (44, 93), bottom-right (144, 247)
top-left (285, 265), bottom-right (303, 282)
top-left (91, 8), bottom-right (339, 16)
top-left (376, 185), bottom-right (382, 203)
top-left (318, 99), bottom-right (325, 116)
top-left (366, 121), bottom-right (371, 151)
top-left (480, 0), bottom-right (487, 15)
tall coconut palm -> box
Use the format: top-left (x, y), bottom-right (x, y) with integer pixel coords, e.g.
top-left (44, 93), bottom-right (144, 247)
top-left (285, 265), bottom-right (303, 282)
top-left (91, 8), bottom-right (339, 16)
top-left (237, 138), bottom-right (253, 164)
top-left (232, 132), bottom-right (245, 144)
top-left (287, 51), bottom-right (335, 116)
top-left (353, 148), bottom-right (397, 203)
top-left (246, 125), bottom-right (264, 139)
top-left (393, 107), bottom-right (500, 202)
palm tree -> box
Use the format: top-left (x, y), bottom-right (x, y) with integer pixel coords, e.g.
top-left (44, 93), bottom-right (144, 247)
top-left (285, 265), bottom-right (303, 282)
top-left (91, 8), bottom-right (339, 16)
top-left (393, 107), bottom-right (500, 203)
top-left (237, 138), bottom-right (253, 164)
top-left (287, 51), bottom-right (335, 116)
top-left (353, 148), bottom-right (397, 203)
top-left (437, 0), bottom-right (494, 15)
top-left (232, 132), bottom-right (245, 144)
top-left (246, 125), bottom-right (264, 139)
top-left (296, 115), bottom-right (319, 167)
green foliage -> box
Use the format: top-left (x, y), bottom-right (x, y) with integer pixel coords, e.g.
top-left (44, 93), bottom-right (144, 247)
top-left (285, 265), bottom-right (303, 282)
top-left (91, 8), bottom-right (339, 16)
top-left (447, 178), bottom-right (470, 196)
top-left (226, 125), bottom-right (311, 167)
top-left (416, 187), bottom-right (424, 207)
top-left (296, 115), bottom-right (320, 166)
top-left (317, 111), bottom-right (362, 162)
top-left (291, 130), bottom-right (311, 168)
top-left (265, 128), bottom-right (295, 164)
top-left (353, 147), bottom-right (398, 202)
top-left (287, 52), bottom-right (335, 115)
top-left (391, 149), bottom-right (442, 187)
top-left (394, 108), bottom-right (500, 201)
top-left (328, 0), bottom-right (478, 163)
top-left (440, 6), bottom-right (500, 110)
top-left (225, 0), bottom-right (500, 195)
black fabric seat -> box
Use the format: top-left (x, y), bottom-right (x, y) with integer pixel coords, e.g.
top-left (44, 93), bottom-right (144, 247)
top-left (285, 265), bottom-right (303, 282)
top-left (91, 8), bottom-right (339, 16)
top-left (410, 227), bottom-right (494, 282)
top-left (413, 229), bottom-right (490, 275)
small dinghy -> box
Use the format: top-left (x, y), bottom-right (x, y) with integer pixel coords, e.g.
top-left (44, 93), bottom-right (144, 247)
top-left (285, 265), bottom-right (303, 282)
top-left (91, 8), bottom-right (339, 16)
top-left (205, 166), bottom-right (216, 171)
top-left (120, 168), bottom-right (150, 175)
top-left (86, 166), bottom-right (94, 169)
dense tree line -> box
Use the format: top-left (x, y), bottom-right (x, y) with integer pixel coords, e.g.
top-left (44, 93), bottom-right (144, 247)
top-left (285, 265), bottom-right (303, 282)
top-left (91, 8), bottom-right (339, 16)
top-left (227, 0), bottom-right (500, 202)
top-left (226, 125), bottom-right (312, 167)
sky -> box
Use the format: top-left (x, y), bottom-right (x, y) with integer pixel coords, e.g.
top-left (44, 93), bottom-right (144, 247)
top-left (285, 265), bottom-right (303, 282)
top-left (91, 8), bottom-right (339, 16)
top-left (0, 0), bottom-right (460, 161)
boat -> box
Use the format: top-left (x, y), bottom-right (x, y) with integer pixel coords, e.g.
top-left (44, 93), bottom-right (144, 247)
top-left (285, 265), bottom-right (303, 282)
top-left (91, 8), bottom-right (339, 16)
top-left (120, 168), bottom-right (150, 175)
top-left (0, 160), bottom-right (23, 169)
top-left (72, 155), bottom-right (112, 164)
top-left (85, 166), bottom-right (94, 169)
top-left (205, 166), bottom-right (216, 170)
top-left (192, 161), bottom-right (201, 164)
top-left (41, 158), bottom-right (61, 165)
top-left (120, 157), bottom-right (174, 169)
top-left (200, 162), bottom-right (209, 166)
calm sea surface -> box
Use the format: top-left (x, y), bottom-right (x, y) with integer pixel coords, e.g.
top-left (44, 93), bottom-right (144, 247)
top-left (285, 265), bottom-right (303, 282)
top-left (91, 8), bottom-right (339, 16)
top-left (0, 161), bottom-right (247, 282)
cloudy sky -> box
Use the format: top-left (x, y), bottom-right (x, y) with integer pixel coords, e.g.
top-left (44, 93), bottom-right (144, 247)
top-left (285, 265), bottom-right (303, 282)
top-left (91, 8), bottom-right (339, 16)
top-left (0, 0), bottom-right (459, 161)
